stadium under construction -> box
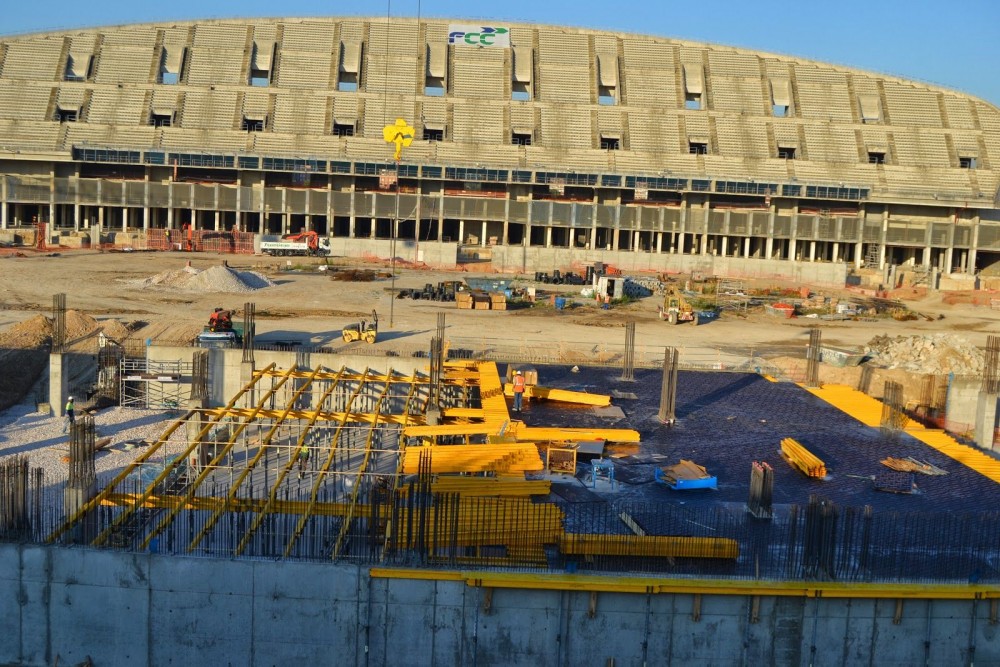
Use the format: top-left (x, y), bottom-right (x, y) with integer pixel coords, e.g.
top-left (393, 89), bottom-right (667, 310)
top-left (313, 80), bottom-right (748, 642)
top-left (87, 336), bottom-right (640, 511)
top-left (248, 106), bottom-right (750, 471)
top-left (1, 15), bottom-right (1000, 666)
top-left (0, 17), bottom-right (996, 284)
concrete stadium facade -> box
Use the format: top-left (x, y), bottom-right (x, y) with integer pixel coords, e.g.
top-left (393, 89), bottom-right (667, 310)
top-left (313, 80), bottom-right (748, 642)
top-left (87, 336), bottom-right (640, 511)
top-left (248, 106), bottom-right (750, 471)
top-left (0, 17), bottom-right (997, 278)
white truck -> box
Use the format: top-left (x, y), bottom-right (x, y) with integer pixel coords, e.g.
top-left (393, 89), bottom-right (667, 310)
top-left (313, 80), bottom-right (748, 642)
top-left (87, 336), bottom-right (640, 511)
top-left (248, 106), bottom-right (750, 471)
top-left (259, 232), bottom-right (331, 256)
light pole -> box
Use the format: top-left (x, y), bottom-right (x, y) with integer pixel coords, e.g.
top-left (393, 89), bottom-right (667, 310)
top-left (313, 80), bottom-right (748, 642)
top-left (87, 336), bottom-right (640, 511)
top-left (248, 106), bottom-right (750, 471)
top-left (382, 118), bottom-right (414, 328)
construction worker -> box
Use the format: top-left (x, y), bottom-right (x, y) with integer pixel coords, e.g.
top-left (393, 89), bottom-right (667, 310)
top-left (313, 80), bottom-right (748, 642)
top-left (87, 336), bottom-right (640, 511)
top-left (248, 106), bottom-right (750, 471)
top-left (298, 444), bottom-right (310, 479)
top-left (512, 371), bottom-right (526, 413)
top-left (63, 396), bottom-right (75, 434)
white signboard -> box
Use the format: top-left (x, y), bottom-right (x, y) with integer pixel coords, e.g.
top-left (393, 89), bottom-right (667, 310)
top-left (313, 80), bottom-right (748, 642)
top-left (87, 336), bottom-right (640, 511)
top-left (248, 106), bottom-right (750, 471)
top-left (448, 25), bottom-right (510, 48)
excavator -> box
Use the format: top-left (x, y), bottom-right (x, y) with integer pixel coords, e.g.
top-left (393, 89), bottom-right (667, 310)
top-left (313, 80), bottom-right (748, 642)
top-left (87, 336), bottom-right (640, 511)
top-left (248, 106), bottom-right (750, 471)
top-left (658, 286), bottom-right (699, 325)
top-left (342, 310), bottom-right (378, 344)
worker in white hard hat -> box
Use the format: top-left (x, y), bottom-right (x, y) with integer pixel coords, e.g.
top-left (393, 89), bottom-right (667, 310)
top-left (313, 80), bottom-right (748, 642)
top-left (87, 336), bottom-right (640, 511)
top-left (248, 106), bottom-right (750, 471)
top-left (63, 396), bottom-right (75, 434)
top-left (512, 370), bottom-right (526, 413)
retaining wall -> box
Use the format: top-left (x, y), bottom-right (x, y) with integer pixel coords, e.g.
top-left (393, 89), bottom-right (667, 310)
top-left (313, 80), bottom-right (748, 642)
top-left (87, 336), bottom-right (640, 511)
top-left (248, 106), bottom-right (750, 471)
top-left (0, 544), bottom-right (995, 666)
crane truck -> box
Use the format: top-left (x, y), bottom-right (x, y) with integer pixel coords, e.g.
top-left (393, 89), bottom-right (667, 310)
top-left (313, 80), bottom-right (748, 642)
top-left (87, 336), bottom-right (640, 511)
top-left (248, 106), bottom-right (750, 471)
top-left (259, 231), bottom-right (331, 256)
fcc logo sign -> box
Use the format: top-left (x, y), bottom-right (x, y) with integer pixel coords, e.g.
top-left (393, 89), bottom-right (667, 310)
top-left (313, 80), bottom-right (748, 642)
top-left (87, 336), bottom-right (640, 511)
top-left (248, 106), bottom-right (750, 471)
top-left (448, 25), bottom-right (510, 47)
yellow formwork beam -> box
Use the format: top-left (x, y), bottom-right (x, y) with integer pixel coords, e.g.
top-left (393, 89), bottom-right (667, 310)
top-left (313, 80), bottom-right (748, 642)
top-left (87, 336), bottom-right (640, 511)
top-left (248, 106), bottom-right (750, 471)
top-left (399, 477), bottom-right (551, 497)
top-left (780, 437), bottom-right (827, 478)
top-left (559, 534), bottom-right (739, 559)
top-left (369, 569), bottom-right (1000, 600)
top-left (201, 407), bottom-right (424, 426)
top-left (806, 384), bottom-right (1000, 485)
top-left (502, 384), bottom-right (612, 407)
top-left (513, 426), bottom-right (641, 443)
top-left (401, 444), bottom-right (543, 474)
top-left (101, 493), bottom-right (371, 518)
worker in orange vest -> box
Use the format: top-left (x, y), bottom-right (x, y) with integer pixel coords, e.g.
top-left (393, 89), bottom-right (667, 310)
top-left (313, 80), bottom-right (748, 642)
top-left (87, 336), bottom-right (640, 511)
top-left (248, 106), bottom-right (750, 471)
top-left (512, 370), bottom-right (526, 412)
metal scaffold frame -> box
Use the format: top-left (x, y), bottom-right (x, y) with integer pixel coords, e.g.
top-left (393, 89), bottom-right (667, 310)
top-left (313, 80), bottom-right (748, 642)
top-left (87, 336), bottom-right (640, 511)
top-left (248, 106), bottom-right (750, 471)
top-left (120, 358), bottom-right (193, 409)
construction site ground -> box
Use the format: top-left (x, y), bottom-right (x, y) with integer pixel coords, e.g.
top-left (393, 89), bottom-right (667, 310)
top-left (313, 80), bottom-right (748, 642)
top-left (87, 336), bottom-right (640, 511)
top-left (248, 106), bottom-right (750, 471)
top-left (0, 248), bottom-right (998, 478)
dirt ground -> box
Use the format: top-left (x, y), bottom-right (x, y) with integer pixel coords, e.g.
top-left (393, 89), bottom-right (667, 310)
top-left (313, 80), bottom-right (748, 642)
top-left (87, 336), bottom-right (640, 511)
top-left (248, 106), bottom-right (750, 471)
top-left (1, 248), bottom-right (999, 405)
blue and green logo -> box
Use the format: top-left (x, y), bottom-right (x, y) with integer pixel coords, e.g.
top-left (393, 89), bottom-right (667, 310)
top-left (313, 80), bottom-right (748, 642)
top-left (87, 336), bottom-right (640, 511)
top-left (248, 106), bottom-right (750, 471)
top-left (448, 25), bottom-right (510, 47)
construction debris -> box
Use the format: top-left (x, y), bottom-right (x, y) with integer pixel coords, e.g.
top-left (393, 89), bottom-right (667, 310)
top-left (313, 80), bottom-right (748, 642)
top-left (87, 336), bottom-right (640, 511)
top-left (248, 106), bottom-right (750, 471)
top-left (880, 457), bottom-right (948, 476)
top-left (864, 333), bottom-right (984, 375)
top-left (655, 459), bottom-right (717, 490)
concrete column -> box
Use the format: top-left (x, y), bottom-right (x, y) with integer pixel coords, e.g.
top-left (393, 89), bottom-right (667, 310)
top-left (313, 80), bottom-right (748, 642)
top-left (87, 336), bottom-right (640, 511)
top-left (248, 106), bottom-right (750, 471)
top-left (975, 391), bottom-right (999, 450)
top-left (612, 228), bottom-right (619, 250)
top-left (743, 237), bottom-right (751, 258)
top-left (589, 226), bottom-right (597, 250)
top-left (809, 241), bottom-right (816, 262)
top-left (832, 242), bottom-right (840, 263)
top-left (545, 227), bottom-right (553, 248)
top-left (968, 214), bottom-right (980, 274)
top-left (1, 176), bottom-right (6, 229)
top-left (878, 209), bottom-right (889, 269)
top-left (656, 232), bottom-right (663, 253)
top-left (459, 220), bottom-right (466, 244)
top-left (721, 236), bottom-right (729, 257)
top-left (215, 209), bottom-right (221, 232)
top-left (49, 352), bottom-right (67, 417)
top-left (370, 217), bottom-right (376, 239)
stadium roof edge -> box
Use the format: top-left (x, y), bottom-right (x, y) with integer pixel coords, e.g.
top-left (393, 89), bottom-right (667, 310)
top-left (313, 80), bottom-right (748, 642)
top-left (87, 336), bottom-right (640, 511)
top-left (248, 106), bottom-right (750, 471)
top-left (0, 16), bottom-right (995, 111)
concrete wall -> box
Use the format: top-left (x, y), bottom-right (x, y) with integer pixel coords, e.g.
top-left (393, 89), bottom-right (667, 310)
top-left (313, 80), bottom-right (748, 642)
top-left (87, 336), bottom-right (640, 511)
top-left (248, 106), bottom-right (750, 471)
top-left (489, 245), bottom-right (849, 286)
top-left (328, 238), bottom-right (459, 268)
top-left (1, 544), bottom-right (996, 666)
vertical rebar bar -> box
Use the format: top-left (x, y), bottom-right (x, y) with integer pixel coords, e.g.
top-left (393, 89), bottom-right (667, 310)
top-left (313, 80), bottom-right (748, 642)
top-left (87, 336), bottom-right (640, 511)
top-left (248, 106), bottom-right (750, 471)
top-left (52, 293), bottom-right (67, 352)
top-left (242, 301), bottom-right (255, 363)
top-left (805, 328), bottom-right (821, 388)
top-left (657, 346), bottom-right (679, 424)
top-left (620, 320), bottom-right (636, 382)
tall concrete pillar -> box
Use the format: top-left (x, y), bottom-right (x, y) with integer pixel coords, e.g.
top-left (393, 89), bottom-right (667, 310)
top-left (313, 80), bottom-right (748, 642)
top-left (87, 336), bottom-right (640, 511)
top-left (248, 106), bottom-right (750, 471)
top-left (545, 227), bottom-right (553, 248)
top-left (458, 220), bottom-right (466, 244)
top-left (49, 352), bottom-right (68, 416)
top-left (481, 221), bottom-right (488, 247)
top-left (975, 392), bottom-right (999, 450)
top-left (809, 241), bottom-right (816, 262)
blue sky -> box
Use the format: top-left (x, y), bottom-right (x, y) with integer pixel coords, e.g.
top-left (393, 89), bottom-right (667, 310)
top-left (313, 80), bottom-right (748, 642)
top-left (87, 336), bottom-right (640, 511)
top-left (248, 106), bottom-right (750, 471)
top-left (5, 0), bottom-right (998, 106)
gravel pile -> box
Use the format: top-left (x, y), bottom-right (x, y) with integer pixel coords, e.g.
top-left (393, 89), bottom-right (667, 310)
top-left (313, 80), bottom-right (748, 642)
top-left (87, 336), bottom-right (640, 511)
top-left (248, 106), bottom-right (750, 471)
top-left (0, 402), bottom-right (184, 485)
top-left (864, 333), bottom-right (984, 375)
top-left (127, 264), bottom-right (275, 293)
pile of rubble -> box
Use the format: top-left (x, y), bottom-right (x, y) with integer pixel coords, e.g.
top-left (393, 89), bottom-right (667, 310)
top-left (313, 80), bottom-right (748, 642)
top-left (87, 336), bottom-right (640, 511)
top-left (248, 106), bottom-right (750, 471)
top-left (127, 264), bottom-right (275, 293)
top-left (864, 334), bottom-right (984, 375)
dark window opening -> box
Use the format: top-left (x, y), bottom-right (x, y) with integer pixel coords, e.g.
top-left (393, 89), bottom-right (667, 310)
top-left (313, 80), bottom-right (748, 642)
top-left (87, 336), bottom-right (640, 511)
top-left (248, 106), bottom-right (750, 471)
top-left (512, 132), bottom-right (532, 146)
top-left (423, 127), bottom-right (444, 142)
top-left (512, 81), bottom-right (530, 102)
top-left (600, 136), bottom-right (620, 151)
top-left (689, 141), bottom-right (708, 155)
top-left (868, 151), bottom-right (886, 164)
top-left (959, 156), bottom-right (977, 169)
top-left (149, 112), bottom-right (173, 128)
top-left (55, 108), bottom-right (79, 123)
top-left (338, 73), bottom-right (358, 92)
top-left (242, 117), bottom-right (265, 132)
top-left (250, 69), bottom-right (270, 87)
top-left (425, 76), bottom-right (445, 97)
top-left (778, 146), bottom-right (797, 160)
top-left (685, 93), bottom-right (702, 110)
top-left (333, 122), bottom-right (355, 137)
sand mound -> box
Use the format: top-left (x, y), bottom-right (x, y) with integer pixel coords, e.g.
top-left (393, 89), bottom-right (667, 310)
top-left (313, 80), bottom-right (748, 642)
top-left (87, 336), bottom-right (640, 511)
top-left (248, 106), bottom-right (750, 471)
top-left (128, 264), bottom-right (275, 293)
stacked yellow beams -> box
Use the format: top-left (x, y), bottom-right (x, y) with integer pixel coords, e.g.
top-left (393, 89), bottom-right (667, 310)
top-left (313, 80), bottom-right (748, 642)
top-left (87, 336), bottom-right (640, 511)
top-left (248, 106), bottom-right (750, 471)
top-left (475, 360), bottom-right (511, 425)
top-left (807, 384), bottom-right (1000, 485)
top-left (780, 437), bottom-right (827, 478)
top-left (502, 384), bottom-right (612, 407)
top-left (400, 476), bottom-right (551, 497)
top-left (560, 534), bottom-right (739, 560)
top-left (401, 444), bottom-right (543, 474)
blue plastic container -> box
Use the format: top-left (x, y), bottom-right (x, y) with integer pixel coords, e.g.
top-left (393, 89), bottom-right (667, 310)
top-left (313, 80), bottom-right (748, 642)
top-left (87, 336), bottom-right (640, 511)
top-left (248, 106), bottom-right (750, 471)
top-left (554, 297), bottom-right (566, 310)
